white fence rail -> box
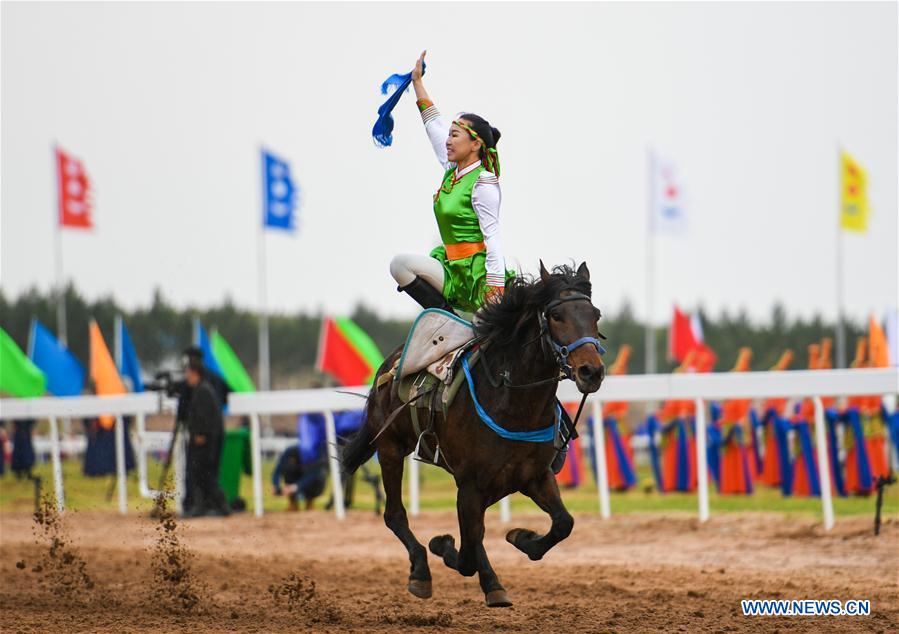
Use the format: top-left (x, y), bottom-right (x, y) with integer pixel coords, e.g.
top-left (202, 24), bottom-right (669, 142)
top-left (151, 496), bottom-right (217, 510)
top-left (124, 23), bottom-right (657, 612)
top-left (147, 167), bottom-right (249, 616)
top-left (2, 368), bottom-right (896, 529)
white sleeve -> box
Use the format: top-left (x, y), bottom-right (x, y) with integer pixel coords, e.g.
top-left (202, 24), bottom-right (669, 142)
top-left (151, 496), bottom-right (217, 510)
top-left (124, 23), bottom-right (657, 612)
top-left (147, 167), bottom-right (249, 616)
top-left (472, 173), bottom-right (505, 287)
top-left (420, 104), bottom-right (452, 170)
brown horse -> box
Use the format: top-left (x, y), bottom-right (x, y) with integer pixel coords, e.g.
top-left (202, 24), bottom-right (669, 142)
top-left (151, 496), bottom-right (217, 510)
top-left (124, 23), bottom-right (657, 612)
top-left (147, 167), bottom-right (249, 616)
top-left (342, 262), bottom-right (605, 607)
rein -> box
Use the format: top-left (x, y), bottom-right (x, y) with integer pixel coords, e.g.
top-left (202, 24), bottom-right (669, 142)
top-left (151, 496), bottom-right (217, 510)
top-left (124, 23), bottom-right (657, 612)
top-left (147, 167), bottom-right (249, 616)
top-left (466, 291), bottom-right (605, 443)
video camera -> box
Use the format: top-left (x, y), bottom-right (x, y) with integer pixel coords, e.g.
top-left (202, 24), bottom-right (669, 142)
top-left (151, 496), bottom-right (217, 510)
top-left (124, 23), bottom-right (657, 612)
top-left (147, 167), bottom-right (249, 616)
top-left (145, 370), bottom-right (187, 398)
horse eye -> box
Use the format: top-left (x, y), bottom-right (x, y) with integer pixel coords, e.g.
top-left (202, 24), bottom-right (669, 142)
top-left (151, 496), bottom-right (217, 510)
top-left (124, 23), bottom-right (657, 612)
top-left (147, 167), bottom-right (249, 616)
top-left (550, 312), bottom-right (562, 321)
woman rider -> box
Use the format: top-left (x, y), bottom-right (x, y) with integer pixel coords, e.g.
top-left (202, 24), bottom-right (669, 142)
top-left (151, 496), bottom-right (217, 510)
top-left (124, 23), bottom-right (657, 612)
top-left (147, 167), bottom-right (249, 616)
top-left (389, 51), bottom-right (512, 315)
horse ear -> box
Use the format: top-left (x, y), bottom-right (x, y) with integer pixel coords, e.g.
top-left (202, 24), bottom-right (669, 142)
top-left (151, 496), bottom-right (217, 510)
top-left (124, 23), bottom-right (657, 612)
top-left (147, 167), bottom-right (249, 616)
top-left (539, 260), bottom-right (551, 284)
top-left (576, 261), bottom-right (590, 281)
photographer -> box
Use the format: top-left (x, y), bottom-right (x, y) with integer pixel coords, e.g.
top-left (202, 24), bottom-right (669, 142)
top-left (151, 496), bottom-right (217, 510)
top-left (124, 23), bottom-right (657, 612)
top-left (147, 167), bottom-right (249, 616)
top-left (182, 356), bottom-right (231, 517)
top-left (175, 346), bottom-right (231, 420)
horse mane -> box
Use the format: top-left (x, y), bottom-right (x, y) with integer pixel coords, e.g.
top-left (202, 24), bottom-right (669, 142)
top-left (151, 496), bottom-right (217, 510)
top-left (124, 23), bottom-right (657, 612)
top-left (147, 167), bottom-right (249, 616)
top-left (474, 264), bottom-right (592, 348)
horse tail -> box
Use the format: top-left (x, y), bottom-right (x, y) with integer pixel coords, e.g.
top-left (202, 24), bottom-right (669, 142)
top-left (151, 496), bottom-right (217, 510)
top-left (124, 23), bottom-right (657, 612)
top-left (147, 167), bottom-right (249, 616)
top-left (342, 397), bottom-right (377, 475)
top-left (343, 348), bottom-right (400, 475)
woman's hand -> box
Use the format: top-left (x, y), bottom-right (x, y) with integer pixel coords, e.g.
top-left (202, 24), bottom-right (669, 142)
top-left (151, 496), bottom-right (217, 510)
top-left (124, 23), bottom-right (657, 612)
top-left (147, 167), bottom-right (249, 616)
top-left (412, 50), bottom-right (426, 83)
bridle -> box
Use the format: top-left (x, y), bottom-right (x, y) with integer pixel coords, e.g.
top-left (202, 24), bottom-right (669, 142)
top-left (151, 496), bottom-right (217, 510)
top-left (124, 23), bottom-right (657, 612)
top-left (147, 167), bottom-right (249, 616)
top-left (481, 291), bottom-right (606, 391)
top-left (537, 292), bottom-right (606, 381)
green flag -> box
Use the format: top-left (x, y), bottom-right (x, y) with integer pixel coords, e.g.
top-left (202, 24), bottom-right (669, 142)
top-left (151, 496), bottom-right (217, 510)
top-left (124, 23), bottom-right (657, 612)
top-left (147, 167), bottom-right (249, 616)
top-left (0, 327), bottom-right (47, 397)
top-left (210, 330), bottom-right (256, 393)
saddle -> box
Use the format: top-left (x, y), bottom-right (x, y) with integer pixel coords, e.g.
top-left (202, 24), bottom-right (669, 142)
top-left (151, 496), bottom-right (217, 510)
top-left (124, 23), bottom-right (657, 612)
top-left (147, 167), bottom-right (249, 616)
top-left (374, 309), bottom-right (481, 468)
top-left (395, 308), bottom-right (475, 379)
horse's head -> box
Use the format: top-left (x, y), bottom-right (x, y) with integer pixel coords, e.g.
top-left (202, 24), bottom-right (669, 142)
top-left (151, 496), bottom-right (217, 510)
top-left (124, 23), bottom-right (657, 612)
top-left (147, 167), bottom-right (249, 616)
top-left (539, 261), bottom-right (606, 394)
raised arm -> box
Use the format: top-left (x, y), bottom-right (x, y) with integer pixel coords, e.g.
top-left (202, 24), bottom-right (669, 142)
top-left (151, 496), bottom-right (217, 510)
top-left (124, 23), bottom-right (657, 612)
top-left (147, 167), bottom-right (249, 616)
top-left (411, 51), bottom-right (451, 169)
top-left (471, 172), bottom-right (506, 301)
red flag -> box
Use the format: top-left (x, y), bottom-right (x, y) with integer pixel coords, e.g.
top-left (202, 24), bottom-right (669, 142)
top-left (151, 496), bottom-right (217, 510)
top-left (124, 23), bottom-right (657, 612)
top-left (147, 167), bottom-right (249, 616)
top-left (315, 317), bottom-right (378, 386)
top-left (668, 305), bottom-right (716, 369)
top-left (668, 305), bottom-right (698, 363)
top-left (56, 146), bottom-right (93, 229)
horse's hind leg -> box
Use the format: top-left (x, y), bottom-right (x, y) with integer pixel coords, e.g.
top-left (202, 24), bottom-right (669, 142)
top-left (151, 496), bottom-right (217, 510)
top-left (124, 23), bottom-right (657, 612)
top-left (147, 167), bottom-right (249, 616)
top-left (506, 468), bottom-right (574, 561)
top-left (380, 443), bottom-right (432, 599)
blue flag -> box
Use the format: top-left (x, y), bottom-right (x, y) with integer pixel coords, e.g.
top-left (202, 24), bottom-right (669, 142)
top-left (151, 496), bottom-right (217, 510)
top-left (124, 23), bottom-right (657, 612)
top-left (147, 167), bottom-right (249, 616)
top-left (372, 61), bottom-right (425, 148)
top-left (262, 149), bottom-right (298, 232)
top-left (117, 319), bottom-right (144, 392)
top-left (196, 322), bottom-right (224, 378)
top-left (28, 319), bottom-right (85, 396)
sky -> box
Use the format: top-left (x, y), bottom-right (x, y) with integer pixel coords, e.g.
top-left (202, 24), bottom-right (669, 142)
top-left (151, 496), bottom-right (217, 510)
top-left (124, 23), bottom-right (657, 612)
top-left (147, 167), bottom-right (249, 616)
top-left (2, 1), bottom-right (897, 325)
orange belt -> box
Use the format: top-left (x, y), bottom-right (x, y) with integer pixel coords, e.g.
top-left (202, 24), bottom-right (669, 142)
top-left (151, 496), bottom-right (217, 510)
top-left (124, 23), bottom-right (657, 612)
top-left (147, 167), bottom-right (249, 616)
top-left (444, 241), bottom-right (485, 261)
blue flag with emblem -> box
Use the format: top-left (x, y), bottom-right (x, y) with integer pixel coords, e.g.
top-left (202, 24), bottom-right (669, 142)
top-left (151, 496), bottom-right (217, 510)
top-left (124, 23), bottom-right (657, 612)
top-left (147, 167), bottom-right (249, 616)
top-left (262, 148), bottom-right (298, 232)
top-left (28, 319), bottom-right (85, 396)
top-left (117, 319), bottom-right (144, 392)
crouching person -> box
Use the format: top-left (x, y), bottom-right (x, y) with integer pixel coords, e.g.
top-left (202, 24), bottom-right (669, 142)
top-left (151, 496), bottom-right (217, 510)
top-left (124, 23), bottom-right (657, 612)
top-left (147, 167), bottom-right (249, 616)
top-left (271, 444), bottom-right (328, 511)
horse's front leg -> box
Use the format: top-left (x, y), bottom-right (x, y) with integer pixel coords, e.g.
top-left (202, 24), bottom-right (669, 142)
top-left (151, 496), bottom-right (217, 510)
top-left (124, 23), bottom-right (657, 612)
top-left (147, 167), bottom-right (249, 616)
top-left (429, 484), bottom-right (512, 607)
top-left (506, 468), bottom-right (574, 561)
top-left (429, 484), bottom-right (482, 577)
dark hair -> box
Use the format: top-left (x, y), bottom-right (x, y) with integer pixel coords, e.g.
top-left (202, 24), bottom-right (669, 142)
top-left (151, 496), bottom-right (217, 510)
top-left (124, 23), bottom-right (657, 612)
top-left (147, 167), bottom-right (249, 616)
top-left (186, 357), bottom-right (205, 376)
top-left (474, 264), bottom-right (591, 348)
top-left (458, 113), bottom-right (501, 163)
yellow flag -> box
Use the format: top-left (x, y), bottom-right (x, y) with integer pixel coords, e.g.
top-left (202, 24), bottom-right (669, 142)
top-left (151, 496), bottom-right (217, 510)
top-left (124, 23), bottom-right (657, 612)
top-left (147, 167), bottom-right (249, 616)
top-left (840, 151), bottom-right (869, 232)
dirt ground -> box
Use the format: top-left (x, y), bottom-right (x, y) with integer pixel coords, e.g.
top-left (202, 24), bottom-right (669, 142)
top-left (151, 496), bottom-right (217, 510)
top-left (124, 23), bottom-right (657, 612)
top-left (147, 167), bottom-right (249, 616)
top-left (1, 506), bottom-right (896, 633)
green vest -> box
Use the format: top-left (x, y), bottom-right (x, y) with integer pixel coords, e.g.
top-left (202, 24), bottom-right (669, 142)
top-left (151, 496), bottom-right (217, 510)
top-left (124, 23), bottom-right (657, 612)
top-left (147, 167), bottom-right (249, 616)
top-left (433, 165), bottom-right (485, 245)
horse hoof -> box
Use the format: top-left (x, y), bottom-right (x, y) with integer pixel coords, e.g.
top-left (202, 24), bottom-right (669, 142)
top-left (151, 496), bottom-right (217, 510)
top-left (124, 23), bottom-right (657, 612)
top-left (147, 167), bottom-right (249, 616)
top-left (407, 579), bottom-right (432, 599)
top-left (428, 534), bottom-right (455, 556)
top-left (485, 589), bottom-right (513, 608)
top-left (505, 529), bottom-right (524, 546)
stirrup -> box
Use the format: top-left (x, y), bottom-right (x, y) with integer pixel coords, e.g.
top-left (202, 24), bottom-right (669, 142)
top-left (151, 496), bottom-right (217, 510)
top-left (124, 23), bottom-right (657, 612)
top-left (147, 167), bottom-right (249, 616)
top-left (413, 429), bottom-right (441, 464)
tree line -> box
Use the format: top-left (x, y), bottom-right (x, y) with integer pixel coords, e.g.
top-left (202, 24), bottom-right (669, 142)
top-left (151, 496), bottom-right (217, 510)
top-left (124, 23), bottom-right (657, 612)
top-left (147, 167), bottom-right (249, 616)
top-left (0, 284), bottom-right (866, 387)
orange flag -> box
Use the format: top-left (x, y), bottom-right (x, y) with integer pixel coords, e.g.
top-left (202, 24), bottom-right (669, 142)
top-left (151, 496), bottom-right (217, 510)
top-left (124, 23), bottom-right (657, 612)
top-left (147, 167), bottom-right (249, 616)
top-left (89, 320), bottom-right (126, 429)
top-left (869, 316), bottom-right (889, 368)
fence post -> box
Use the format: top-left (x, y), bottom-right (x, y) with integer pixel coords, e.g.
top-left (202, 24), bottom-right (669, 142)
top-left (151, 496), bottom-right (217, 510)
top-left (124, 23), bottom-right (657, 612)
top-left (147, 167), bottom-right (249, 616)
top-left (813, 396), bottom-right (835, 531)
top-left (500, 496), bottom-right (511, 523)
top-left (250, 413), bottom-right (264, 517)
top-left (48, 416), bottom-right (65, 512)
top-left (323, 410), bottom-right (345, 520)
top-left (174, 429), bottom-right (186, 514)
top-left (408, 454), bottom-right (420, 517)
top-left (591, 400), bottom-right (611, 519)
top-left (695, 399), bottom-right (710, 523)
top-left (115, 415), bottom-right (128, 514)
top-left (135, 412), bottom-right (152, 498)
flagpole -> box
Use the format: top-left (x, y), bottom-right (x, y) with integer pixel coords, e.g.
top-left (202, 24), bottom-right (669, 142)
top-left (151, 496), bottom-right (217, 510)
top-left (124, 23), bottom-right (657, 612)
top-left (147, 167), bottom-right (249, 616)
top-left (53, 145), bottom-right (67, 346)
top-left (258, 150), bottom-right (271, 392)
top-left (645, 146), bottom-right (657, 374)
top-left (835, 147), bottom-right (846, 369)
top-left (114, 315), bottom-right (123, 373)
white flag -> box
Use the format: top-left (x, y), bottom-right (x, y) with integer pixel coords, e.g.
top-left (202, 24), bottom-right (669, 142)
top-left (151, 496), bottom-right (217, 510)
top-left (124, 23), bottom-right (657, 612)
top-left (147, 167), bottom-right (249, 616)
top-left (690, 312), bottom-right (704, 342)
top-left (886, 309), bottom-right (899, 367)
top-left (650, 152), bottom-right (687, 234)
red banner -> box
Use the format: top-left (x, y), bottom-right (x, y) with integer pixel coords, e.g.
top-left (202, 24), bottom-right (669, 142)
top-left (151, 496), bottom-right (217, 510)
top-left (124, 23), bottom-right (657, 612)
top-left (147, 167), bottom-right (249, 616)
top-left (316, 317), bottom-right (371, 386)
top-left (56, 147), bottom-right (93, 229)
top-left (668, 305), bottom-right (716, 369)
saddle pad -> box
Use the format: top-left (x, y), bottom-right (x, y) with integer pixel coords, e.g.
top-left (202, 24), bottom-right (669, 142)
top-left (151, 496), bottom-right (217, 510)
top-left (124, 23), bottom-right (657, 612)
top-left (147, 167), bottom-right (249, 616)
top-left (426, 346), bottom-right (468, 384)
top-left (396, 308), bottom-right (475, 380)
